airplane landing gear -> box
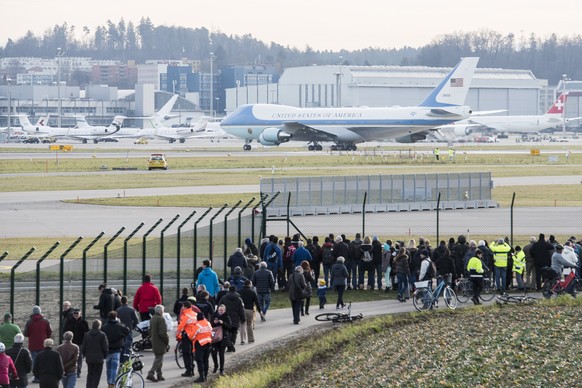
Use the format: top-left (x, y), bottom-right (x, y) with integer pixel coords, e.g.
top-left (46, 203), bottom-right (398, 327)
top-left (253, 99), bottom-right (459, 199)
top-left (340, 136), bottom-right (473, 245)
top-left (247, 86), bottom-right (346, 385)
top-left (93, 139), bottom-right (98, 144)
top-left (179, 138), bottom-right (185, 143)
top-left (308, 143), bottom-right (323, 151)
top-left (330, 144), bottom-right (357, 151)
top-left (243, 140), bottom-right (252, 151)
top-left (169, 139), bottom-right (175, 143)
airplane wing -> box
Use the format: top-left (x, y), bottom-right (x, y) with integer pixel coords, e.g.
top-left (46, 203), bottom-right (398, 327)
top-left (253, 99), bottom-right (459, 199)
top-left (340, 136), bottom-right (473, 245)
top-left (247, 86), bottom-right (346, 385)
top-left (470, 110), bottom-right (508, 116)
top-left (565, 116), bottom-right (582, 123)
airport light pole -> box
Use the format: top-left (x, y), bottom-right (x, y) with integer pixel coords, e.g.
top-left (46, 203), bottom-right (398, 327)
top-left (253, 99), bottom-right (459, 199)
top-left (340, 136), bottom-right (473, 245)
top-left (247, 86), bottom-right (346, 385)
top-left (338, 55), bottom-right (344, 107)
top-left (6, 78), bottom-right (11, 140)
top-left (56, 48), bottom-right (64, 128)
top-left (209, 52), bottom-right (215, 116)
top-left (562, 74), bottom-right (568, 136)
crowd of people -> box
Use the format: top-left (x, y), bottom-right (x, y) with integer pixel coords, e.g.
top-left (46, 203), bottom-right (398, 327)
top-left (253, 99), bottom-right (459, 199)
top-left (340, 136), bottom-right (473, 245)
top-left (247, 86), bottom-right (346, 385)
top-left (1, 233), bottom-right (579, 386)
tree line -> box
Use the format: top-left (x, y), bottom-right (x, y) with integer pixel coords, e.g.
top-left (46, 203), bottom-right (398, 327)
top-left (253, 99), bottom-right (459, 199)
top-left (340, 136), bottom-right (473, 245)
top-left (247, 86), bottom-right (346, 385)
top-left (1, 18), bottom-right (582, 84)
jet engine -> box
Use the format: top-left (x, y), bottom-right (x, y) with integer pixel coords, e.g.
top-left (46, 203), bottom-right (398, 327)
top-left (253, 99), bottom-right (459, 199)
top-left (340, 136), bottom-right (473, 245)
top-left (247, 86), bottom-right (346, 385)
top-left (395, 132), bottom-right (428, 143)
top-left (453, 126), bottom-right (473, 136)
top-left (258, 127), bottom-right (292, 145)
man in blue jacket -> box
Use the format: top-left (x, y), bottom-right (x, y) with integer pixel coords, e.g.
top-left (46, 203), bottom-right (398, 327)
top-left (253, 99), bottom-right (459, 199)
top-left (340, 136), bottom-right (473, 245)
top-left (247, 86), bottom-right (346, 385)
top-left (196, 260), bottom-right (220, 300)
top-left (263, 236), bottom-right (283, 290)
top-left (292, 241), bottom-right (313, 267)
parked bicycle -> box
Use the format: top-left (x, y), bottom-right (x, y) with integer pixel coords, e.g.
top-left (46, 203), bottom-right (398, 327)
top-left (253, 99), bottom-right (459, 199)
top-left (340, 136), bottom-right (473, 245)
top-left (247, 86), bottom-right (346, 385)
top-left (455, 274), bottom-right (496, 303)
top-left (541, 266), bottom-right (581, 299)
top-left (314, 303), bottom-right (363, 323)
top-left (175, 339), bottom-right (184, 369)
top-left (115, 350), bottom-right (144, 388)
top-left (412, 277), bottom-right (457, 311)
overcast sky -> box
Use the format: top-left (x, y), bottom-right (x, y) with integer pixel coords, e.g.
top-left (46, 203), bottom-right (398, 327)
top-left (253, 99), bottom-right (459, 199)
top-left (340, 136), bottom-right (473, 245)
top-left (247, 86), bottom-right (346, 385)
top-left (3, 0), bottom-right (582, 51)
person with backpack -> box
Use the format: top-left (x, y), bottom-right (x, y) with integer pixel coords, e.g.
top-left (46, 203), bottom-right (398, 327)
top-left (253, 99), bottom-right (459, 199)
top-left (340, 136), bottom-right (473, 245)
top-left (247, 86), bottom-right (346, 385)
top-left (350, 234), bottom-right (363, 291)
top-left (418, 250), bottom-right (435, 287)
top-left (360, 236), bottom-right (374, 290)
top-left (263, 236), bottom-right (283, 290)
top-left (320, 237), bottom-right (335, 286)
top-left (283, 237), bottom-right (296, 286)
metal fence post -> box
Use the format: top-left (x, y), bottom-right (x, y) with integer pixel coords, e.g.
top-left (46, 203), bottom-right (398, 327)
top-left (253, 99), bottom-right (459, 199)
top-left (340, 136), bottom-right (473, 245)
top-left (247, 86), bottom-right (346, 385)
top-left (0, 252), bottom-right (8, 262)
top-left (261, 191), bottom-right (281, 239)
top-left (510, 192), bottom-right (516, 246)
top-left (436, 192), bottom-right (441, 244)
top-left (103, 227), bottom-right (126, 284)
top-left (286, 192), bottom-right (292, 237)
top-left (160, 214), bottom-right (180, 301)
top-left (251, 195), bottom-right (267, 244)
top-left (193, 207), bottom-right (213, 275)
top-left (10, 247), bottom-right (35, 320)
top-left (124, 223), bottom-right (145, 296)
top-left (176, 210), bottom-right (197, 299)
top-left (59, 236), bottom-right (83, 342)
top-left (35, 242), bottom-right (60, 306)
top-left (81, 232), bottom-right (105, 319)
top-left (223, 200), bottom-right (243, 280)
top-left (209, 204), bottom-right (229, 262)
top-left (142, 219), bottom-right (163, 280)
top-left (362, 191), bottom-right (368, 238)
top-left (238, 197), bottom-right (256, 248)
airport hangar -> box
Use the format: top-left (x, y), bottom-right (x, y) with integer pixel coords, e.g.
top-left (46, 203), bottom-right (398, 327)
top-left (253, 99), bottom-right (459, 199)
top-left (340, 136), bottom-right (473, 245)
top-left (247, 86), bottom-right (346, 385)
top-left (224, 63), bottom-right (582, 121)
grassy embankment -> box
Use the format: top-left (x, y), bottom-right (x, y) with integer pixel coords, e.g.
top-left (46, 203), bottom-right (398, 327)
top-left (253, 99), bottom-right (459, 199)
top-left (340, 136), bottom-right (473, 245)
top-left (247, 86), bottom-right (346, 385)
top-left (215, 297), bottom-right (582, 387)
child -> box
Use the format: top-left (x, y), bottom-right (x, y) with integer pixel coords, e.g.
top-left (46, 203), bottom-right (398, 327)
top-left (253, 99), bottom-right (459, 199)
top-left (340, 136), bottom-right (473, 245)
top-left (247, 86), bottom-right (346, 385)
top-left (317, 279), bottom-right (328, 309)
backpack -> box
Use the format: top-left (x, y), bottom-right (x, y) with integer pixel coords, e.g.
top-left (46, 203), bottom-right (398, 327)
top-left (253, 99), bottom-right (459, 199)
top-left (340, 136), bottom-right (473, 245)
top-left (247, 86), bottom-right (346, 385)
top-left (423, 259), bottom-right (435, 279)
top-left (362, 250), bottom-right (373, 263)
top-left (284, 245), bottom-right (296, 263)
top-left (321, 246), bottom-right (334, 266)
top-left (267, 245), bottom-right (278, 263)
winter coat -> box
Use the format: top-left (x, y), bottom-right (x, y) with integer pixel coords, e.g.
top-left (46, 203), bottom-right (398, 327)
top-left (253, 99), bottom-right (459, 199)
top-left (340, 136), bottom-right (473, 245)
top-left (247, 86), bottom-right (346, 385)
top-left (81, 328), bottom-right (108, 364)
top-left (6, 343), bottom-right (31, 386)
top-left (210, 311), bottom-right (232, 348)
top-left (94, 287), bottom-right (121, 320)
top-left (23, 314), bottom-right (52, 352)
top-left (333, 242), bottom-right (350, 261)
top-left (239, 286), bottom-right (261, 311)
top-left (0, 353), bottom-right (17, 386)
top-left (56, 340), bottom-right (78, 374)
top-left (371, 240), bottom-right (383, 264)
top-left (132, 282), bottom-right (162, 314)
top-left (252, 267), bottom-right (275, 294)
top-left (394, 254), bottom-right (410, 275)
top-left (63, 316), bottom-right (89, 347)
top-left (227, 251), bottom-right (248, 274)
top-left (303, 269), bottom-right (315, 297)
top-left (32, 347), bottom-right (63, 384)
top-left (288, 272), bottom-right (307, 302)
top-left (219, 291), bottom-right (246, 328)
top-left (330, 263), bottom-right (349, 287)
top-left (292, 246), bottom-right (313, 267)
top-left (196, 267), bottom-right (221, 298)
top-left (101, 320), bottom-right (129, 353)
top-left (149, 314), bottom-right (169, 355)
top-left (116, 304), bottom-right (139, 331)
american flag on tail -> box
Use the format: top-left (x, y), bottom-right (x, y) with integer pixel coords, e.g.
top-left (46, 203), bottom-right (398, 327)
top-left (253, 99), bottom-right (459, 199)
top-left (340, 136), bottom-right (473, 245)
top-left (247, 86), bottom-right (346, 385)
top-left (450, 78), bottom-right (463, 87)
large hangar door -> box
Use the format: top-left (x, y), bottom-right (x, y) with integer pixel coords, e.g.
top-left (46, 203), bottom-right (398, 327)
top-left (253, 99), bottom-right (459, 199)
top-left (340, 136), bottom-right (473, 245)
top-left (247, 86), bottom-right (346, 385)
top-left (508, 89), bottom-right (538, 115)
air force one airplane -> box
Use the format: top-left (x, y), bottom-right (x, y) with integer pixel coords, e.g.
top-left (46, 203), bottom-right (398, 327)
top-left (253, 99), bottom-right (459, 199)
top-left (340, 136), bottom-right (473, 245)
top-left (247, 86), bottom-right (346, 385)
top-left (433, 93), bottom-right (582, 141)
top-left (220, 57), bottom-right (479, 150)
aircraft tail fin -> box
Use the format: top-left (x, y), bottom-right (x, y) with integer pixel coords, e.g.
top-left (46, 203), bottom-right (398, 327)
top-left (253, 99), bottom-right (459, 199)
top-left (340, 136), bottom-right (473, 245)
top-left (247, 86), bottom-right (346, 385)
top-left (418, 57), bottom-right (479, 107)
top-left (546, 93), bottom-right (567, 115)
top-left (155, 94), bottom-right (179, 121)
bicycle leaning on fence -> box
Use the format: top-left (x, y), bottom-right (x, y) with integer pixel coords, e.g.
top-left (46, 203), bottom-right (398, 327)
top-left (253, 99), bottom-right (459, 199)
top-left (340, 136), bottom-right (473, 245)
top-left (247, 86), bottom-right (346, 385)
top-left (314, 303), bottom-right (363, 323)
top-left (115, 350), bottom-right (145, 388)
top-left (412, 277), bottom-right (458, 311)
top-left (455, 273), bottom-right (496, 303)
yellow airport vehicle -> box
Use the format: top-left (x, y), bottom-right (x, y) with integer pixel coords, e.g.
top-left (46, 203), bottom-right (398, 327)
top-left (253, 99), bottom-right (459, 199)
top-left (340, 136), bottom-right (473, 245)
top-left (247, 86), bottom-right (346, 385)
top-left (148, 153), bottom-right (168, 170)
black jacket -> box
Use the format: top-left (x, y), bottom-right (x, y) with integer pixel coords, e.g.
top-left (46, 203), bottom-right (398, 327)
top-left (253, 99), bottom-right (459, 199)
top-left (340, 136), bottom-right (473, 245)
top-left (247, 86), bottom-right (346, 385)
top-left (239, 286), bottom-right (261, 311)
top-left (251, 268), bottom-right (275, 294)
top-left (6, 343), bottom-right (32, 385)
top-left (81, 328), bottom-right (108, 364)
top-left (101, 320), bottom-right (129, 353)
top-left (219, 291), bottom-right (246, 328)
top-left (63, 316), bottom-right (89, 346)
top-left (32, 347), bottom-right (64, 383)
top-left (93, 288), bottom-right (121, 320)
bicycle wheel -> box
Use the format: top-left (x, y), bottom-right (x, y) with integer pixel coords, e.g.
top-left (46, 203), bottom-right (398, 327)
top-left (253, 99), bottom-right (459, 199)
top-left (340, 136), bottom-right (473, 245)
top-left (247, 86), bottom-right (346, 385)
top-left (115, 371), bottom-right (145, 388)
top-left (542, 279), bottom-right (556, 299)
top-left (315, 313), bottom-right (340, 322)
top-left (443, 286), bottom-right (458, 310)
top-left (412, 289), bottom-right (432, 312)
top-left (479, 278), bottom-right (497, 302)
top-left (175, 340), bottom-right (184, 369)
top-left (455, 279), bottom-right (471, 303)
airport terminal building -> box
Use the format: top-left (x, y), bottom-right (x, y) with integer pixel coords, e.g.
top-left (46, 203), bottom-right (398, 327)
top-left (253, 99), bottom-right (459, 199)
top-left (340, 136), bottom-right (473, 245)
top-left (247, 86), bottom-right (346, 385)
top-left (224, 64), bottom-right (566, 116)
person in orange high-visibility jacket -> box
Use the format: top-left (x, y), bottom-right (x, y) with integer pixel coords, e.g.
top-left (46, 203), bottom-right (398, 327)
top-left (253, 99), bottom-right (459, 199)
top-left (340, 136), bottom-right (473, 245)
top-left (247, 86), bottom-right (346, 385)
top-left (192, 312), bottom-right (213, 383)
top-left (176, 301), bottom-right (197, 377)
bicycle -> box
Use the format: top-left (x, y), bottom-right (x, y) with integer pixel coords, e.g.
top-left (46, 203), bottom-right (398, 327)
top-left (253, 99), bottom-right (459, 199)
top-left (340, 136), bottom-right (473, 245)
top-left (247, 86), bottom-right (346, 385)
top-left (541, 266), bottom-right (579, 299)
top-left (455, 275), bottom-right (496, 303)
top-left (175, 339), bottom-right (184, 369)
top-left (115, 351), bottom-right (145, 388)
top-left (412, 277), bottom-right (457, 311)
top-left (314, 303), bottom-right (363, 323)
top-left (496, 293), bottom-right (538, 305)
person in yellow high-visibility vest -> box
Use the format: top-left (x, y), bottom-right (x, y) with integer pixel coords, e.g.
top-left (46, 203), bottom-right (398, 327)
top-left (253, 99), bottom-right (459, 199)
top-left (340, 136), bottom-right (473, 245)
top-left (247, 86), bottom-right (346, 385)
top-left (490, 238), bottom-right (511, 293)
top-left (467, 249), bottom-right (485, 305)
top-left (512, 246), bottom-right (526, 291)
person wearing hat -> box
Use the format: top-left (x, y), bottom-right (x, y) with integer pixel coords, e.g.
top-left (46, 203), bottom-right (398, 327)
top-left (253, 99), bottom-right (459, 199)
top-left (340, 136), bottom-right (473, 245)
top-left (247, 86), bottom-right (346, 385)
top-left (0, 313), bottom-right (20, 350)
top-left (490, 238), bottom-right (512, 293)
top-left (316, 279), bottom-right (328, 309)
top-left (192, 312), bottom-right (213, 383)
top-left (64, 308), bottom-right (89, 377)
top-left (6, 333), bottom-right (31, 387)
top-left (32, 338), bottom-right (64, 388)
top-left (0, 341), bottom-right (18, 388)
top-left (173, 288), bottom-right (191, 317)
top-left (23, 305), bottom-right (52, 384)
